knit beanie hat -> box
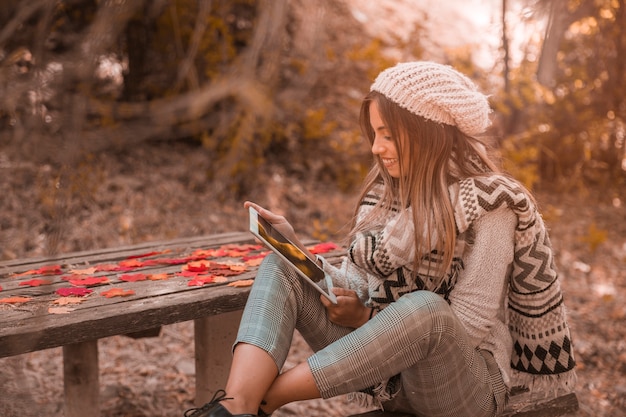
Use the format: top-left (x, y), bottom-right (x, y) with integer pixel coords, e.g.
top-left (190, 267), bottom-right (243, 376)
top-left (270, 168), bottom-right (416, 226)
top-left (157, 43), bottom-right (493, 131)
top-left (370, 61), bottom-right (491, 136)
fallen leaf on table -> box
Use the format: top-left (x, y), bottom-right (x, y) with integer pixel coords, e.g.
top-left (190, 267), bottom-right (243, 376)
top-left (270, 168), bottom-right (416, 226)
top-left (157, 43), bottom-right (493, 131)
top-left (148, 273), bottom-right (169, 281)
top-left (101, 288), bottom-right (135, 298)
top-left (228, 263), bottom-right (247, 272)
top-left (227, 279), bottom-right (254, 288)
top-left (0, 296), bottom-right (32, 304)
top-left (68, 267), bottom-right (98, 275)
top-left (68, 276), bottom-right (109, 287)
top-left (56, 287), bottom-right (93, 297)
top-left (244, 256), bottom-right (265, 267)
top-left (119, 273), bottom-right (148, 282)
top-left (13, 265), bottom-right (63, 277)
top-left (308, 242), bottom-right (339, 254)
top-left (118, 259), bottom-right (145, 268)
top-left (53, 297), bottom-right (86, 305)
top-left (19, 278), bottom-right (53, 287)
top-left (188, 275), bottom-right (217, 286)
top-left (49, 306), bottom-right (75, 314)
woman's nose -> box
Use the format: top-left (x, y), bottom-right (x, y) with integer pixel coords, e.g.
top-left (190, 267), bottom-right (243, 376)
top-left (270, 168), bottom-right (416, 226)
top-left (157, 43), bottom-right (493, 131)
top-left (371, 136), bottom-right (384, 154)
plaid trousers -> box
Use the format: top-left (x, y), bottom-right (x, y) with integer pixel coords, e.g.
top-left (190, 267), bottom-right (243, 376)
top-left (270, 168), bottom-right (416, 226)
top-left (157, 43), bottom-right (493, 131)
top-left (235, 254), bottom-right (508, 417)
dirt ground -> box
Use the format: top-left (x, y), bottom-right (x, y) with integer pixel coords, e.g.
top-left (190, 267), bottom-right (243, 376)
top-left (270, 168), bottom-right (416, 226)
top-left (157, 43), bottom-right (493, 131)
top-left (0, 142), bottom-right (625, 417)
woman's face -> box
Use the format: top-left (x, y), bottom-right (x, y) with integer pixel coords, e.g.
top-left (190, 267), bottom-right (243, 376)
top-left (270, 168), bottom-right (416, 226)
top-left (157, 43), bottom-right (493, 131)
top-left (369, 101), bottom-right (408, 178)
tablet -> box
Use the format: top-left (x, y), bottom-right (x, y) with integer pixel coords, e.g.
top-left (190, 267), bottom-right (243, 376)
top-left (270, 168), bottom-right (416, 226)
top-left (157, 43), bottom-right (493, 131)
top-left (248, 206), bottom-right (337, 304)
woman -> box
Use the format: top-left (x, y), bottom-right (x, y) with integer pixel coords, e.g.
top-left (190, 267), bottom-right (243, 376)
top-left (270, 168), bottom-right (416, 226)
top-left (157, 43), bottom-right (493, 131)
top-left (184, 61), bottom-right (577, 417)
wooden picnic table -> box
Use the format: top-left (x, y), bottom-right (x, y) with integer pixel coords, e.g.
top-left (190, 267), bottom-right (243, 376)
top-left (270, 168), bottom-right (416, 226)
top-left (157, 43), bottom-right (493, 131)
top-left (0, 232), bottom-right (578, 417)
top-left (0, 232), bottom-right (344, 417)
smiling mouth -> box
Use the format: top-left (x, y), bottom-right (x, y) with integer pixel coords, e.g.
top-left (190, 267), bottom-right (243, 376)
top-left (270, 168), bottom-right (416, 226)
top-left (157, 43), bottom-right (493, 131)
top-left (381, 158), bottom-right (398, 168)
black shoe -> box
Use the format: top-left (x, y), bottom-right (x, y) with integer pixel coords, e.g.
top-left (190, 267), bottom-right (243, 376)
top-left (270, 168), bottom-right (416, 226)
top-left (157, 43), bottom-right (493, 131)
top-left (184, 390), bottom-right (257, 417)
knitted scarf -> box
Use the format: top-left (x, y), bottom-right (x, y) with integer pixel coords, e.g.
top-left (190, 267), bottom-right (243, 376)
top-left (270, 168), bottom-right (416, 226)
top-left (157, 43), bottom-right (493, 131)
top-left (349, 174), bottom-right (576, 391)
top-left (453, 175), bottom-right (576, 387)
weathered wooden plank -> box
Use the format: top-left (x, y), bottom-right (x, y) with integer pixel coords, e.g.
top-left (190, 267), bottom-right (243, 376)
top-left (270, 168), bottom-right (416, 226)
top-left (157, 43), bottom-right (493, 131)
top-left (347, 391), bottom-right (579, 417)
top-left (63, 340), bottom-right (99, 417)
top-left (0, 282), bottom-right (251, 358)
top-left (0, 232), bottom-right (252, 276)
top-left (502, 391), bottom-right (579, 417)
top-left (194, 311), bottom-right (243, 405)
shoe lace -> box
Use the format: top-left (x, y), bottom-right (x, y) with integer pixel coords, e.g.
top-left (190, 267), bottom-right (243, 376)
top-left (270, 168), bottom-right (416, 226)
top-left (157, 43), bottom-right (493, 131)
top-left (184, 389), bottom-right (233, 417)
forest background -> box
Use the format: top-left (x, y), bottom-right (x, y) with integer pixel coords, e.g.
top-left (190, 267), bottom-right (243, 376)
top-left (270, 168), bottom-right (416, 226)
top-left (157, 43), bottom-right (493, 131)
top-left (0, 0), bottom-right (624, 416)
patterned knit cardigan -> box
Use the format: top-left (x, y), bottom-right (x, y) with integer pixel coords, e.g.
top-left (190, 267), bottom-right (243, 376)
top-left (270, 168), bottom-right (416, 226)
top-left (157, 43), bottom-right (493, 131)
top-left (341, 174), bottom-right (577, 390)
top-left (454, 175), bottom-right (576, 388)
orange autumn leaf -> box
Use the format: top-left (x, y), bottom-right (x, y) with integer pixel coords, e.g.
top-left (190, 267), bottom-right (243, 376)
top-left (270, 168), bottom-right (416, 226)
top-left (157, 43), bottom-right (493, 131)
top-left (148, 273), bottom-right (169, 281)
top-left (19, 278), bottom-right (53, 287)
top-left (227, 279), bottom-right (254, 288)
top-left (0, 296), bottom-right (32, 304)
top-left (13, 264), bottom-right (63, 277)
top-left (227, 263), bottom-right (247, 272)
top-left (101, 288), bottom-right (135, 298)
top-left (244, 257), bottom-right (265, 267)
top-left (54, 297), bottom-right (86, 305)
top-left (118, 259), bottom-right (145, 268)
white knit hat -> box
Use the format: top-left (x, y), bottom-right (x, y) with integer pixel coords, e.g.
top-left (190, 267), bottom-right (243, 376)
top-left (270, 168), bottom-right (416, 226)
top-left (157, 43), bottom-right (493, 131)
top-left (370, 61), bottom-right (491, 136)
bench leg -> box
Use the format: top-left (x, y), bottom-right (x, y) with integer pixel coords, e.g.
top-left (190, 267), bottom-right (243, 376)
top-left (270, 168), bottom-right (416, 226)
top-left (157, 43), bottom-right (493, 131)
top-left (63, 340), bottom-right (99, 417)
top-left (194, 310), bottom-right (243, 405)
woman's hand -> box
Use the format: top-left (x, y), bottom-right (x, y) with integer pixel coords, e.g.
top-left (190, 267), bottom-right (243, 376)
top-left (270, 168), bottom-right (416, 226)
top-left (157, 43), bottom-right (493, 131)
top-left (244, 201), bottom-right (314, 261)
top-left (244, 201), bottom-right (296, 239)
top-left (321, 288), bottom-right (371, 328)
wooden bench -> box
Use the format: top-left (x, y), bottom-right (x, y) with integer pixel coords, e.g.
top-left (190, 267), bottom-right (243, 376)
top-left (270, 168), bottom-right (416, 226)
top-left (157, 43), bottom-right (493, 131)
top-left (348, 387), bottom-right (579, 416)
top-left (0, 232), bottom-right (578, 417)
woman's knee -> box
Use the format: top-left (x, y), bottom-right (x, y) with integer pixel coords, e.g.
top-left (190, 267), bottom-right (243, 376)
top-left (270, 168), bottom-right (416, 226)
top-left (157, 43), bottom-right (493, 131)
top-left (396, 291), bottom-right (458, 331)
top-left (257, 253), bottom-right (304, 289)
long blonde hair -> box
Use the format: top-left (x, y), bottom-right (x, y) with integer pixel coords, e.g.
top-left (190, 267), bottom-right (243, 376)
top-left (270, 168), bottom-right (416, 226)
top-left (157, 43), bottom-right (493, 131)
top-left (350, 91), bottom-right (500, 283)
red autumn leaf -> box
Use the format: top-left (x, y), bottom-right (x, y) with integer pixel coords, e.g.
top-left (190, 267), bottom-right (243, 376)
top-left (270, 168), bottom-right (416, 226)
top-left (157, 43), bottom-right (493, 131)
top-left (68, 276), bottom-right (109, 287)
top-left (308, 242), bottom-right (339, 254)
top-left (155, 258), bottom-right (191, 265)
top-left (56, 287), bottom-right (93, 297)
top-left (19, 278), bottom-right (53, 287)
top-left (101, 288), bottom-right (135, 298)
top-left (13, 264), bottom-right (63, 277)
top-left (187, 275), bottom-right (218, 287)
top-left (0, 296), bottom-right (32, 304)
top-left (241, 252), bottom-right (268, 262)
top-left (119, 273), bottom-right (148, 282)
